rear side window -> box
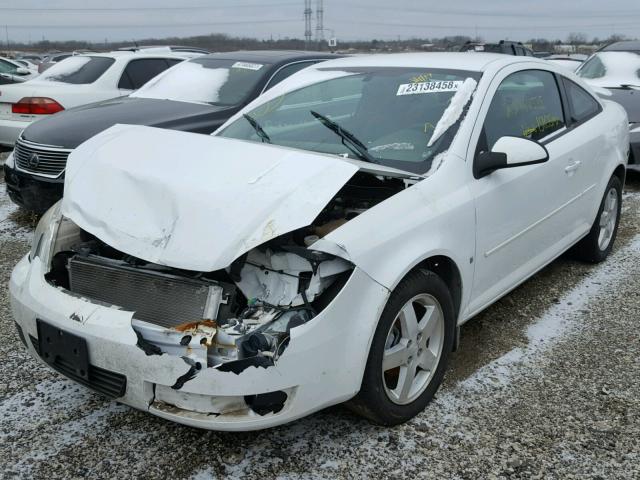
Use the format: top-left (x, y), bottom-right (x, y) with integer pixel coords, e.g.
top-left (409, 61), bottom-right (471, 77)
top-left (118, 58), bottom-right (173, 90)
top-left (265, 61), bottom-right (318, 90)
top-left (563, 78), bottom-right (601, 123)
top-left (38, 56), bottom-right (116, 84)
top-left (483, 69), bottom-right (565, 149)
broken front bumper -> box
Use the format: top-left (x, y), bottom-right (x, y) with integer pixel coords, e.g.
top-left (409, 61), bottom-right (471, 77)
top-left (9, 254), bottom-right (389, 431)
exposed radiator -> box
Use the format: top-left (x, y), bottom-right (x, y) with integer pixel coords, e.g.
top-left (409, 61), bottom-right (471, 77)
top-left (68, 255), bottom-right (224, 329)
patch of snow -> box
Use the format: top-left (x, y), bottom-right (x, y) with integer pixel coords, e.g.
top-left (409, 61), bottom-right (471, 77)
top-left (579, 52), bottom-right (640, 88)
top-left (0, 376), bottom-right (128, 476)
top-left (427, 77), bottom-right (478, 147)
top-left (133, 62), bottom-right (230, 104)
top-left (370, 142), bottom-right (415, 152)
top-left (435, 233), bottom-right (640, 411)
top-left (38, 56), bottom-right (92, 82)
top-left (0, 184), bottom-right (32, 241)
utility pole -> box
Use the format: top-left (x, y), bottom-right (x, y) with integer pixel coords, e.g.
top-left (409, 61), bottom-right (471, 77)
top-left (5, 25), bottom-right (9, 52)
top-left (315, 0), bottom-right (324, 48)
top-left (304, 0), bottom-right (312, 50)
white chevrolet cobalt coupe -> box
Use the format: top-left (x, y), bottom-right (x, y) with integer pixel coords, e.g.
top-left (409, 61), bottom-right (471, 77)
top-left (10, 53), bottom-right (628, 431)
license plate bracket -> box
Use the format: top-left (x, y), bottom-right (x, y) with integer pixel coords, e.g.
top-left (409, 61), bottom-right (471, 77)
top-left (37, 319), bottom-right (90, 381)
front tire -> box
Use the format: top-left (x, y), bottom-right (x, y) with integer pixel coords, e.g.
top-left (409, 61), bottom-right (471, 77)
top-left (572, 175), bottom-right (622, 263)
top-left (349, 270), bottom-right (455, 425)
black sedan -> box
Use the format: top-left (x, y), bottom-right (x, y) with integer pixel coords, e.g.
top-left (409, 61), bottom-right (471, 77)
top-left (4, 50), bottom-right (340, 212)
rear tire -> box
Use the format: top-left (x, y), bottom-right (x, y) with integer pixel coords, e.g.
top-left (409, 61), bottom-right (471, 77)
top-left (572, 175), bottom-right (622, 263)
top-left (349, 270), bottom-right (455, 426)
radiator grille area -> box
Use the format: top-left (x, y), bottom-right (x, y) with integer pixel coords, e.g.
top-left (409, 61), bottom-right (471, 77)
top-left (14, 139), bottom-right (71, 177)
top-left (68, 255), bottom-right (223, 328)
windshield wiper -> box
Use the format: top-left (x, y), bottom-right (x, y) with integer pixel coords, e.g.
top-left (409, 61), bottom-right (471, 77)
top-left (243, 113), bottom-right (271, 143)
top-left (309, 110), bottom-right (379, 164)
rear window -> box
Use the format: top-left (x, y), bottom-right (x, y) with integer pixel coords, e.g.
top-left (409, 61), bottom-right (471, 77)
top-left (38, 56), bottom-right (115, 84)
top-left (132, 58), bottom-right (271, 106)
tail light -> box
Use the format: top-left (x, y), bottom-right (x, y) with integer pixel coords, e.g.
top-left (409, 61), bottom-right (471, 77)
top-left (12, 97), bottom-right (64, 115)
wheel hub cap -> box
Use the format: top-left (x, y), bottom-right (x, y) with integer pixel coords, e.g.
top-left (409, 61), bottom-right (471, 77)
top-left (382, 293), bottom-right (445, 405)
top-left (598, 188), bottom-right (618, 251)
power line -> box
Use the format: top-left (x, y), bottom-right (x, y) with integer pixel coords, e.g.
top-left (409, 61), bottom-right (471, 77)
top-left (330, 19), bottom-right (640, 31)
top-left (336, 2), bottom-right (640, 19)
top-left (4, 19), bottom-right (300, 29)
top-left (0, 3), bottom-right (300, 12)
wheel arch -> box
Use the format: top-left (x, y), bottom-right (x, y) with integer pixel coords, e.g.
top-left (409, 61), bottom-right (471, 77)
top-left (398, 254), bottom-right (464, 351)
top-left (612, 163), bottom-right (626, 186)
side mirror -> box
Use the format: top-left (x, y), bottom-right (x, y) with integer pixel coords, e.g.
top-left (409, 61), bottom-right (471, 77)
top-left (474, 136), bottom-right (549, 179)
top-left (15, 67), bottom-right (30, 75)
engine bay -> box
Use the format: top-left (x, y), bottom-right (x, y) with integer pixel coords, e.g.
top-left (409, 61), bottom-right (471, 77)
top-left (45, 171), bottom-right (407, 373)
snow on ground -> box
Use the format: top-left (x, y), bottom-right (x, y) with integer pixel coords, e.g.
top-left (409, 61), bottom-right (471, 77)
top-left (187, 231), bottom-right (640, 479)
top-left (0, 189), bottom-right (33, 242)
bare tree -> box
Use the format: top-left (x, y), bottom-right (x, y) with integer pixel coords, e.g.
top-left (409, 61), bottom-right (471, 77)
top-left (567, 32), bottom-right (588, 45)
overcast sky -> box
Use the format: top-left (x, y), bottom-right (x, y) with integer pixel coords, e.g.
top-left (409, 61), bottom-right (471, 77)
top-left (1, 0), bottom-right (639, 44)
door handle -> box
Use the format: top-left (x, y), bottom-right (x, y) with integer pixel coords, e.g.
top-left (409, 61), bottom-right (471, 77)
top-left (565, 160), bottom-right (582, 174)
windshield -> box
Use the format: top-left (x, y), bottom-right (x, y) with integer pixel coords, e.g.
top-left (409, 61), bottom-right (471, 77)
top-left (219, 67), bottom-right (481, 174)
top-left (38, 56), bottom-right (115, 84)
top-left (132, 58), bottom-right (271, 106)
top-left (577, 52), bottom-right (640, 88)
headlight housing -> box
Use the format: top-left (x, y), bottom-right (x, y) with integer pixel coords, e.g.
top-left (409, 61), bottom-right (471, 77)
top-left (30, 201), bottom-right (62, 264)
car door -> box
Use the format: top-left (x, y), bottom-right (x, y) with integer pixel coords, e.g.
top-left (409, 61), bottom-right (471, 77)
top-left (558, 76), bottom-right (605, 220)
top-left (467, 67), bottom-right (582, 315)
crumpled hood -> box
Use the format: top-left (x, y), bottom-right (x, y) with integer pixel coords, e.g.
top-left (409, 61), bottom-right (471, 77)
top-left (62, 124), bottom-right (359, 271)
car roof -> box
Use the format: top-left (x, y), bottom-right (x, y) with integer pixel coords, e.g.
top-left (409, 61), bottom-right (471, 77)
top-left (601, 41), bottom-right (640, 52)
top-left (75, 51), bottom-right (195, 60)
top-left (200, 50), bottom-right (341, 63)
top-left (307, 52), bottom-right (545, 72)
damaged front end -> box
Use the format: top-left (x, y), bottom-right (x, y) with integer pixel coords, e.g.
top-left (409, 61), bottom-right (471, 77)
top-left (32, 167), bottom-right (407, 419)
top-left (47, 218), bottom-right (352, 390)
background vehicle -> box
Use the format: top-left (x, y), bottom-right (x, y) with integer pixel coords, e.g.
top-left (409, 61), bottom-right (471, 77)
top-left (598, 40), bottom-right (640, 53)
top-left (10, 53), bottom-right (627, 430)
top-left (576, 45), bottom-right (640, 171)
top-left (116, 45), bottom-right (211, 55)
top-left (0, 50), bottom-right (202, 147)
top-left (37, 52), bottom-right (75, 73)
top-left (546, 54), bottom-right (585, 72)
top-left (13, 59), bottom-right (39, 73)
top-left (4, 50), bottom-right (340, 212)
top-left (15, 53), bottom-right (43, 64)
top-left (0, 57), bottom-right (38, 85)
top-left (460, 40), bottom-right (534, 56)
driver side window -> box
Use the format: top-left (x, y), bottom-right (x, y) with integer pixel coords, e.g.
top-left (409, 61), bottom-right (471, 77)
top-left (483, 70), bottom-right (565, 150)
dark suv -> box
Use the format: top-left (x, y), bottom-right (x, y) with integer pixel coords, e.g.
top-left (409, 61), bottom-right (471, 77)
top-left (4, 51), bottom-right (342, 212)
top-left (460, 40), bottom-right (534, 56)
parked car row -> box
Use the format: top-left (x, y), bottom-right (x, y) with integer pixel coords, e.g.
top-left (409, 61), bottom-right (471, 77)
top-left (0, 56), bottom-right (38, 85)
top-left (4, 50), bottom-right (630, 431)
top-left (2, 50), bottom-right (339, 211)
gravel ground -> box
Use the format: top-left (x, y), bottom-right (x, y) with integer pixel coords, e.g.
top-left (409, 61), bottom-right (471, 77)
top-left (1, 166), bottom-right (639, 480)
